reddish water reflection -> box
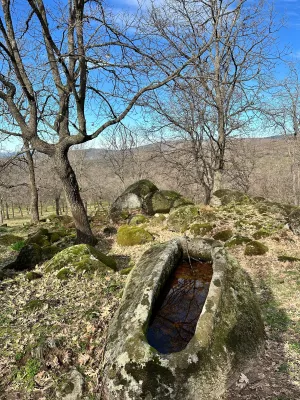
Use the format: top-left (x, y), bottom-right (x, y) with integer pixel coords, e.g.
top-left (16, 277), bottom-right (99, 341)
top-left (147, 259), bottom-right (213, 354)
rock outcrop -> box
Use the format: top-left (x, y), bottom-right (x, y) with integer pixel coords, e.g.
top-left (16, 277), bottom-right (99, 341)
top-left (110, 180), bottom-right (193, 221)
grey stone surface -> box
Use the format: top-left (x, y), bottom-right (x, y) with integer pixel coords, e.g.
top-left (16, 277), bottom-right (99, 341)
top-left (103, 238), bottom-right (264, 400)
top-left (57, 369), bottom-right (84, 400)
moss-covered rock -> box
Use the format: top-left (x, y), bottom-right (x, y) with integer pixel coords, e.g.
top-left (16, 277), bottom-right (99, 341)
top-left (56, 267), bottom-right (72, 280)
top-left (110, 180), bottom-right (158, 222)
top-left (46, 214), bottom-right (73, 225)
top-left (25, 271), bottom-right (43, 281)
top-left (42, 245), bottom-right (60, 259)
top-left (120, 267), bottom-right (133, 275)
top-left (129, 214), bottom-right (148, 226)
top-left (245, 241), bottom-right (269, 256)
top-left (213, 229), bottom-right (233, 242)
top-left (45, 244), bottom-right (117, 273)
top-left (190, 223), bottom-right (214, 236)
top-left (167, 205), bottom-right (199, 232)
top-left (144, 190), bottom-right (180, 214)
top-left (144, 190), bottom-right (194, 215)
top-left (123, 179), bottom-right (158, 198)
top-left (173, 197), bottom-right (194, 209)
top-left (198, 208), bottom-right (217, 222)
top-left (253, 228), bottom-right (272, 240)
top-left (103, 226), bottom-right (118, 236)
top-left (150, 214), bottom-right (166, 226)
top-left (11, 244), bottom-right (43, 270)
top-left (0, 234), bottom-right (23, 246)
top-left (26, 228), bottom-right (50, 247)
top-left (117, 226), bottom-right (153, 246)
top-left (278, 255), bottom-right (300, 262)
top-left (225, 235), bottom-right (252, 248)
top-left (50, 230), bottom-right (68, 243)
top-left (212, 189), bottom-right (251, 206)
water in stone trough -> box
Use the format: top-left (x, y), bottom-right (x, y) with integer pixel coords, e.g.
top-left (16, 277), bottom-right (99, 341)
top-left (147, 259), bottom-right (213, 354)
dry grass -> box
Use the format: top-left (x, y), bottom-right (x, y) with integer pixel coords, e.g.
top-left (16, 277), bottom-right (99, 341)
top-left (0, 201), bottom-right (299, 399)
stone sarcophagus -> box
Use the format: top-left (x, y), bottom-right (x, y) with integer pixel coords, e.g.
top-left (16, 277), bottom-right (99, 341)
top-left (103, 238), bottom-right (264, 400)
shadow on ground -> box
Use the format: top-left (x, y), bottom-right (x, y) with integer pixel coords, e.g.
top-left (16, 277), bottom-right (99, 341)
top-left (224, 278), bottom-right (300, 400)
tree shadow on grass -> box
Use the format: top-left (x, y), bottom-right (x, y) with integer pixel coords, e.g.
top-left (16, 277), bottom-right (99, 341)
top-left (224, 278), bottom-right (300, 400)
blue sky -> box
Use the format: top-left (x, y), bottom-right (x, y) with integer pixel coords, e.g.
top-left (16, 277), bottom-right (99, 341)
top-left (1, 0), bottom-right (300, 151)
top-left (275, 0), bottom-right (300, 59)
top-left (107, 0), bottom-right (300, 60)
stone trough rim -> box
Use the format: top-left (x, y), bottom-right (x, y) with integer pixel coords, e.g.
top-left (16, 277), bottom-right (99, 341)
top-left (150, 237), bottom-right (226, 360)
top-left (103, 236), bottom-right (264, 400)
top-left (109, 237), bottom-right (226, 362)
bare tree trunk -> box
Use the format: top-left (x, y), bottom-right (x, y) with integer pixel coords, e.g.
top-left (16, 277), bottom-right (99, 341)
top-left (213, 169), bottom-right (223, 193)
top-left (12, 202), bottom-right (15, 219)
top-left (19, 205), bottom-right (23, 217)
top-left (40, 201), bottom-right (43, 216)
top-left (54, 150), bottom-right (96, 245)
top-left (5, 202), bottom-right (9, 220)
top-left (1, 199), bottom-right (5, 221)
top-left (65, 196), bottom-right (68, 215)
top-left (24, 140), bottom-right (39, 223)
top-left (0, 198), bottom-right (3, 225)
top-left (55, 197), bottom-right (60, 216)
top-left (204, 186), bottom-right (212, 205)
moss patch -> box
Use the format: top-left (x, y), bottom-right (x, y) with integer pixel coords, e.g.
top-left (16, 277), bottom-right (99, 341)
top-left (150, 214), bottom-right (166, 226)
top-left (253, 228), bottom-right (272, 240)
top-left (213, 229), bottom-right (233, 242)
top-left (278, 255), bottom-right (300, 262)
top-left (25, 271), bottom-right (43, 281)
top-left (167, 205), bottom-right (199, 232)
top-left (45, 244), bottom-right (117, 273)
top-left (245, 241), bottom-right (269, 256)
top-left (56, 267), bottom-right (72, 280)
top-left (129, 214), bottom-right (148, 226)
top-left (0, 234), bottom-right (23, 246)
top-left (213, 189), bottom-right (251, 205)
top-left (190, 223), bottom-right (214, 236)
top-left (225, 235), bottom-right (252, 248)
top-left (123, 179), bottom-right (158, 198)
top-left (117, 226), bottom-right (153, 246)
top-left (26, 228), bottom-right (50, 247)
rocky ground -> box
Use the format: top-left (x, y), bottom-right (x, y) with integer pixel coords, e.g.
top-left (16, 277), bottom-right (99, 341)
top-left (0, 195), bottom-right (299, 400)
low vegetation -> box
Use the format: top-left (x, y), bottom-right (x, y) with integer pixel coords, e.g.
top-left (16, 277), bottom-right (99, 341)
top-left (0, 192), bottom-right (299, 399)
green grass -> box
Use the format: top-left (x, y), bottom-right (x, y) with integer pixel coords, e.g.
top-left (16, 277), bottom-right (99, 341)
top-left (14, 358), bottom-right (41, 390)
top-left (11, 240), bottom-right (25, 251)
top-left (289, 341), bottom-right (300, 354)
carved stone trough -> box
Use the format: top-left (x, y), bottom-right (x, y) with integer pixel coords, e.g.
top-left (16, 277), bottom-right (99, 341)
top-left (103, 238), bottom-right (264, 400)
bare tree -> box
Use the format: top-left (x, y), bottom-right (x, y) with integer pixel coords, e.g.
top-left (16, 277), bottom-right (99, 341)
top-left (0, 0), bottom-right (214, 243)
top-left (265, 63), bottom-right (300, 205)
top-left (146, 0), bottom-right (279, 200)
